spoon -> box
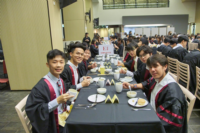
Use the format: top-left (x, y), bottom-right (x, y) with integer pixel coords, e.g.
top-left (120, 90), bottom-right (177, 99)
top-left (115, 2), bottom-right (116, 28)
top-left (128, 85), bottom-right (132, 91)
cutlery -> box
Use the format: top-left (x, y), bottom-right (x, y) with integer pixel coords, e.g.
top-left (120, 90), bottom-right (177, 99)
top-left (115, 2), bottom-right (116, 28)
top-left (134, 98), bottom-right (139, 106)
top-left (88, 94), bottom-right (98, 108)
top-left (75, 107), bottom-right (96, 110)
top-left (77, 104), bottom-right (92, 107)
top-left (128, 85), bottom-right (132, 91)
top-left (132, 108), bottom-right (151, 111)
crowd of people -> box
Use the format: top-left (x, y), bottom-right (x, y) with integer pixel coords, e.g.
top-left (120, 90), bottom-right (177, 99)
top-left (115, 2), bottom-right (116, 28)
top-left (24, 31), bottom-right (200, 133)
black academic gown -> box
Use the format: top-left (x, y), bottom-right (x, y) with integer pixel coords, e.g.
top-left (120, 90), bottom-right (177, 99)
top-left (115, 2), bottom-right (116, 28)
top-left (60, 64), bottom-right (81, 91)
top-left (90, 44), bottom-right (98, 58)
top-left (123, 53), bottom-right (131, 62)
top-left (124, 57), bottom-right (143, 72)
top-left (143, 78), bottom-right (187, 133)
top-left (133, 63), bottom-right (151, 83)
top-left (115, 44), bottom-right (123, 57)
top-left (162, 45), bottom-right (172, 57)
top-left (82, 37), bottom-right (91, 46)
top-left (168, 47), bottom-right (188, 62)
top-left (78, 61), bottom-right (88, 77)
top-left (157, 45), bottom-right (165, 52)
top-left (152, 47), bottom-right (157, 55)
top-left (25, 78), bottom-right (70, 133)
top-left (183, 50), bottom-right (200, 94)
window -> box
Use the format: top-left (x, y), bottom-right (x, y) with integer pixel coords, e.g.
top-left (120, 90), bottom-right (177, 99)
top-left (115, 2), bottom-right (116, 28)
top-left (103, 0), bottom-right (169, 9)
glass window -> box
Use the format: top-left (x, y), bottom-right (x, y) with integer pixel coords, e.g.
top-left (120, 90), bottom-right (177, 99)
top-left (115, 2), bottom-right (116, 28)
top-left (103, 0), bottom-right (169, 9)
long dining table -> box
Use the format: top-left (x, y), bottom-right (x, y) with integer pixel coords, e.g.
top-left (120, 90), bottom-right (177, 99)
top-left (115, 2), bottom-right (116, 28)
top-left (65, 55), bottom-right (166, 133)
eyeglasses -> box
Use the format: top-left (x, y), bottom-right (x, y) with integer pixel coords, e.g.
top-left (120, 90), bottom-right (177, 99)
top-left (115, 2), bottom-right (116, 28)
top-left (139, 53), bottom-right (148, 58)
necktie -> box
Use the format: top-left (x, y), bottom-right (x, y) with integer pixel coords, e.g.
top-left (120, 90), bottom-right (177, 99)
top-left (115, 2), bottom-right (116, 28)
top-left (57, 79), bottom-right (61, 94)
top-left (83, 61), bottom-right (88, 71)
top-left (144, 69), bottom-right (150, 81)
top-left (130, 59), bottom-right (135, 72)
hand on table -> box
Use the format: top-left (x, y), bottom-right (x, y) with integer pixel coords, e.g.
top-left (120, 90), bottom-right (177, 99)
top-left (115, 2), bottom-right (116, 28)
top-left (122, 83), bottom-right (137, 89)
top-left (119, 68), bottom-right (127, 74)
top-left (83, 76), bottom-right (91, 80)
top-left (117, 61), bottom-right (124, 67)
top-left (92, 63), bottom-right (97, 68)
top-left (57, 93), bottom-right (74, 104)
top-left (81, 79), bottom-right (91, 87)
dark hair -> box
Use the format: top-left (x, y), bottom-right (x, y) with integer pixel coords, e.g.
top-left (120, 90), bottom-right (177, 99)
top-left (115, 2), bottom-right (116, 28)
top-left (118, 38), bottom-right (123, 43)
top-left (85, 33), bottom-right (88, 36)
top-left (82, 42), bottom-right (88, 47)
top-left (68, 42), bottom-right (75, 53)
top-left (170, 38), bottom-right (178, 45)
top-left (147, 54), bottom-right (168, 69)
top-left (91, 39), bottom-right (96, 44)
top-left (126, 42), bottom-right (138, 51)
top-left (47, 49), bottom-right (65, 62)
top-left (70, 43), bottom-right (86, 53)
top-left (140, 37), bottom-right (148, 45)
top-left (178, 35), bottom-right (189, 43)
top-left (127, 38), bottom-right (133, 43)
top-left (85, 47), bottom-right (90, 51)
top-left (75, 41), bottom-right (80, 44)
top-left (136, 45), bottom-right (152, 57)
top-left (164, 38), bottom-right (170, 43)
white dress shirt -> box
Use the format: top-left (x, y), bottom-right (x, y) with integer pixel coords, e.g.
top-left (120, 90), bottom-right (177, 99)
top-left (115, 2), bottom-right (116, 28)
top-left (173, 43), bottom-right (183, 49)
top-left (125, 56), bottom-right (139, 77)
top-left (67, 61), bottom-right (83, 90)
top-left (150, 72), bottom-right (176, 111)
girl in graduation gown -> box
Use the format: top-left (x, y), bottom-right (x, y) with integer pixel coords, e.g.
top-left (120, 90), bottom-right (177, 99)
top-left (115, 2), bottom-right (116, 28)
top-left (90, 39), bottom-right (98, 58)
top-left (78, 48), bottom-right (97, 77)
top-left (114, 38), bottom-right (124, 57)
top-left (123, 54), bottom-right (187, 133)
top-left (118, 43), bottom-right (143, 72)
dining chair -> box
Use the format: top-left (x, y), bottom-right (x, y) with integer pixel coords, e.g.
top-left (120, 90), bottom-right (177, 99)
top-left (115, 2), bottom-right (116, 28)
top-left (188, 43), bottom-right (198, 51)
top-left (178, 83), bottom-right (196, 122)
top-left (156, 51), bottom-right (162, 55)
top-left (15, 95), bottom-right (32, 133)
top-left (167, 57), bottom-right (178, 75)
top-left (177, 61), bottom-right (190, 90)
top-left (195, 66), bottom-right (200, 100)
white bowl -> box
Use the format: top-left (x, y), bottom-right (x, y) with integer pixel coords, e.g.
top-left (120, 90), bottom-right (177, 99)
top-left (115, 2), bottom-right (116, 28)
top-left (91, 69), bottom-right (96, 73)
top-left (90, 79), bottom-right (94, 83)
top-left (97, 58), bottom-right (102, 60)
top-left (115, 70), bottom-right (119, 73)
top-left (97, 88), bottom-right (107, 94)
top-left (105, 69), bottom-right (112, 73)
top-left (127, 91), bottom-right (137, 98)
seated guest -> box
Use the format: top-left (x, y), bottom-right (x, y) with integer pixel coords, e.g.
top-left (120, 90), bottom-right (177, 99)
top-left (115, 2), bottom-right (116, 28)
top-left (138, 37), bottom-right (148, 46)
top-left (60, 43), bottom-right (91, 91)
top-left (192, 36), bottom-right (200, 43)
top-left (170, 38), bottom-right (178, 48)
top-left (123, 38), bottom-right (134, 63)
top-left (161, 38), bottom-right (172, 57)
top-left (90, 39), bottom-right (98, 58)
top-left (123, 54), bottom-right (187, 133)
top-left (120, 45), bottom-right (152, 83)
top-left (114, 38), bottom-right (124, 57)
top-left (183, 42), bottom-right (200, 94)
top-left (157, 38), bottom-right (170, 52)
top-left (118, 43), bottom-right (143, 72)
top-left (169, 35), bottom-right (188, 62)
top-left (79, 47), bottom-right (97, 77)
top-left (26, 49), bottom-right (74, 133)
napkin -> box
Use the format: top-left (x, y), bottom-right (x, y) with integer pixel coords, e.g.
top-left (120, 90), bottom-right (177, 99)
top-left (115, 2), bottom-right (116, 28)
top-left (105, 95), bottom-right (112, 103)
top-left (111, 94), bottom-right (119, 103)
top-left (58, 111), bottom-right (69, 127)
top-left (110, 79), bottom-right (115, 85)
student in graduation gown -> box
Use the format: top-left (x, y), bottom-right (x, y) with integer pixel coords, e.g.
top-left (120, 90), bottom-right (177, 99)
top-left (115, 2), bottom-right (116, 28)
top-left (182, 42), bottom-right (200, 94)
top-left (157, 38), bottom-right (170, 53)
top-left (123, 54), bottom-right (187, 133)
top-left (117, 43), bottom-right (143, 72)
top-left (168, 35), bottom-right (188, 62)
top-left (82, 32), bottom-right (91, 47)
top-left (90, 39), bottom-right (99, 58)
top-left (120, 45), bottom-right (152, 83)
top-left (114, 38), bottom-right (124, 57)
top-left (60, 43), bottom-right (91, 91)
top-left (123, 38), bottom-right (133, 63)
top-left (138, 37), bottom-right (148, 46)
top-left (78, 47), bottom-right (97, 77)
top-left (169, 38), bottom-right (178, 49)
top-left (25, 49), bottom-right (74, 133)
top-left (161, 38), bottom-right (172, 57)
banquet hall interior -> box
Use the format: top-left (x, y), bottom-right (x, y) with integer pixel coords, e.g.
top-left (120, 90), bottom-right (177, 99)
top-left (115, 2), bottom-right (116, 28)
top-left (1, 0), bottom-right (200, 133)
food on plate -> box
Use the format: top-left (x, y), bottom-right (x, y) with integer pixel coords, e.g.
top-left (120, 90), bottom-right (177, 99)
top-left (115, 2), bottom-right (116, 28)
top-left (138, 99), bottom-right (146, 105)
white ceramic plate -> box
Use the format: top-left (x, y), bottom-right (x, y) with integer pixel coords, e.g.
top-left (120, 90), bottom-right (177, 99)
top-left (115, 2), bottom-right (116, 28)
top-left (120, 78), bottom-right (133, 83)
top-left (88, 94), bottom-right (106, 103)
top-left (93, 77), bottom-right (106, 82)
top-left (97, 58), bottom-right (102, 60)
top-left (128, 98), bottom-right (148, 107)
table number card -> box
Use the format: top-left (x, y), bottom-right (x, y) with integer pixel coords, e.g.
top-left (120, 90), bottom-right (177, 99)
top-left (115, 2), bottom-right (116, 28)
top-left (99, 45), bottom-right (114, 55)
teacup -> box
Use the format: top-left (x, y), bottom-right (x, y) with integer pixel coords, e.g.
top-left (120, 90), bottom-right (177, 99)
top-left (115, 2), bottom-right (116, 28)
top-left (114, 72), bottom-right (120, 80)
top-left (115, 82), bottom-right (123, 93)
top-left (114, 59), bottom-right (118, 65)
top-left (97, 79), bottom-right (105, 88)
